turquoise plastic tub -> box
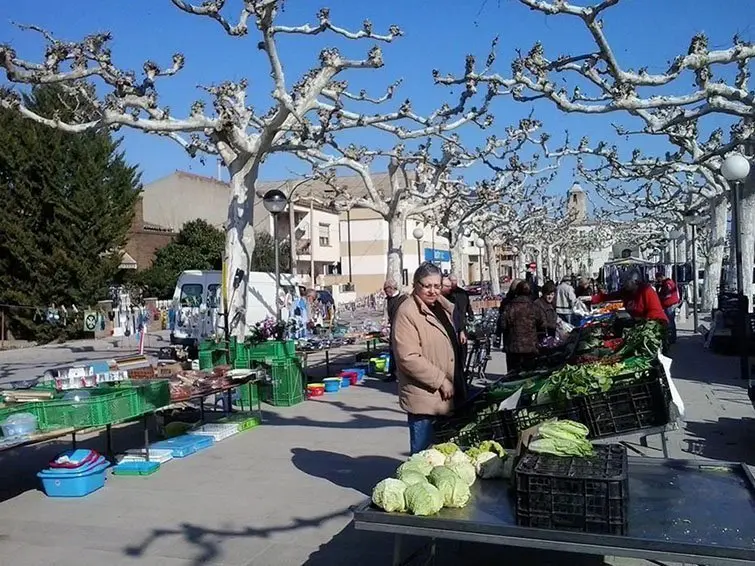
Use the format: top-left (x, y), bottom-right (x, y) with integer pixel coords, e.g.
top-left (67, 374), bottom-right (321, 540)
top-left (38, 458), bottom-right (109, 498)
top-left (323, 378), bottom-right (341, 393)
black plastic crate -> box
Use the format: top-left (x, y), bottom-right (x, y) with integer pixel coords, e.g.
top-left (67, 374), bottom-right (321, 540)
top-left (579, 370), bottom-right (670, 437)
top-left (515, 444), bottom-right (629, 534)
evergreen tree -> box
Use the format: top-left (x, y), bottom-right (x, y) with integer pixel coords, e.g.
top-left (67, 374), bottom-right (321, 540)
top-left (0, 85), bottom-right (140, 342)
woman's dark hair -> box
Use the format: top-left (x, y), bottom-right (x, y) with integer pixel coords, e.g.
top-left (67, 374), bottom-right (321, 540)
top-left (515, 281), bottom-right (531, 296)
top-left (413, 262), bottom-right (442, 285)
top-left (541, 281), bottom-right (557, 295)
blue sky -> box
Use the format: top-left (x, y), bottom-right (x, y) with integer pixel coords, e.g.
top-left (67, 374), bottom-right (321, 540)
top-left (2, 0), bottom-right (752, 198)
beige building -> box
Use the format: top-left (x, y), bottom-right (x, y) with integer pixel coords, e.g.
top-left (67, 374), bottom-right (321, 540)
top-left (141, 170), bottom-right (492, 297)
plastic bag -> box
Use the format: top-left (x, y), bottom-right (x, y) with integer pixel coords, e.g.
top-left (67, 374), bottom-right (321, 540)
top-left (556, 318), bottom-right (573, 341)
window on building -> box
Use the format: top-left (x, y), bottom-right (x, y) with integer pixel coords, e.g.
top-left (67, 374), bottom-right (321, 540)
top-left (318, 223), bottom-right (331, 247)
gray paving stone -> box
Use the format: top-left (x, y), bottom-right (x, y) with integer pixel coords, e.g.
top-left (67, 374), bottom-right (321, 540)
top-left (0, 316), bottom-right (753, 566)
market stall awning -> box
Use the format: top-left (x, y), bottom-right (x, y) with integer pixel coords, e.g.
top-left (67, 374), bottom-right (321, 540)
top-left (119, 252), bottom-right (137, 270)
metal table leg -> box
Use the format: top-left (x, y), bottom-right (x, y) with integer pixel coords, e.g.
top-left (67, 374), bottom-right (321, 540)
top-left (105, 424), bottom-right (114, 461)
top-left (660, 431), bottom-right (669, 458)
top-left (392, 534), bottom-right (403, 566)
top-left (325, 349), bottom-right (331, 377)
top-left (71, 430), bottom-right (77, 450)
top-left (143, 415), bottom-right (150, 462)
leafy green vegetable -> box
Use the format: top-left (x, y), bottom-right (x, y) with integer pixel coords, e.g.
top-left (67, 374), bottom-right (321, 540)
top-left (411, 448), bottom-right (446, 468)
top-left (372, 478), bottom-right (408, 512)
top-left (404, 481), bottom-right (444, 516)
top-left (399, 471), bottom-right (429, 486)
top-left (428, 466), bottom-right (471, 508)
top-left (529, 436), bottom-right (594, 457)
top-left (445, 460), bottom-right (476, 487)
top-left (432, 442), bottom-right (460, 457)
top-left (446, 451), bottom-right (472, 466)
top-left (537, 362), bottom-right (626, 404)
top-left (618, 321), bottom-right (664, 358)
top-left (539, 420), bottom-right (589, 440)
top-left (397, 459), bottom-right (432, 478)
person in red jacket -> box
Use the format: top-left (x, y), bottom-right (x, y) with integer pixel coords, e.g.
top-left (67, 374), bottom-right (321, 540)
top-left (592, 270), bottom-right (668, 324)
top-left (655, 271), bottom-right (680, 343)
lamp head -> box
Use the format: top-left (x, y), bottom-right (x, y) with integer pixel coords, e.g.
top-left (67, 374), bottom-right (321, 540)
top-left (262, 189), bottom-right (287, 214)
top-left (721, 153), bottom-right (751, 182)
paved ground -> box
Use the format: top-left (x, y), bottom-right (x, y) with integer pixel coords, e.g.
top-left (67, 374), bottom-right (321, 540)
top-left (0, 316), bottom-right (753, 565)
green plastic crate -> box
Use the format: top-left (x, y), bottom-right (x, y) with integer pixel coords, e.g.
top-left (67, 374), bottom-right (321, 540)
top-left (246, 340), bottom-right (296, 361)
top-left (262, 360), bottom-right (305, 407)
top-left (35, 388), bottom-right (141, 431)
top-left (103, 380), bottom-right (171, 413)
top-left (219, 412), bottom-right (260, 432)
top-left (238, 381), bottom-right (260, 409)
top-left (198, 350), bottom-right (214, 370)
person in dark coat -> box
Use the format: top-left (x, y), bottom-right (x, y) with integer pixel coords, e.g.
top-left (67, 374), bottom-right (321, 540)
top-left (448, 275), bottom-right (474, 328)
top-left (500, 281), bottom-right (546, 372)
top-left (383, 279), bottom-right (407, 382)
top-left (534, 280), bottom-right (558, 339)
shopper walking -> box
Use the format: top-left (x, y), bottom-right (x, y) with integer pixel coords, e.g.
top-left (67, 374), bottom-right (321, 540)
top-left (655, 271), bottom-right (680, 344)
top-left (393, 263), bottom-right (464, 454)
top-left (500, 281), bottom-right (546, 372)
top-left (534, 280), bottom-right (558, 339)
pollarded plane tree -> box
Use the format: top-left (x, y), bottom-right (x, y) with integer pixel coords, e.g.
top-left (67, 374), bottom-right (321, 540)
top-left (424, 116), bottom-right (559, 277)
top-left (0, 2), bottom-right (495, 337)
top-left (437, 0), bottom-right (754, 307)
top-left (542, 134), bottom-right (732, 308)
top-left (298, 133), bottom-right (490, 284)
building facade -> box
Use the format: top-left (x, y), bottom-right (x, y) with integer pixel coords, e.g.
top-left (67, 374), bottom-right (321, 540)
top-left (122, 197), bottom-right (175, 270)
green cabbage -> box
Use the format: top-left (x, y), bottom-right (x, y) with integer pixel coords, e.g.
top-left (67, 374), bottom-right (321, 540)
top-left (404, 481), bottom-right (444, 516)
top-left (428, 466), bottom-right (471, 508)
top-left (432, 442), bottom-right (460, 457)
top-left (445, 460), bottom-right (476, 487)
top-left (538, 420), bottom-right (589, 442)
top-left (445, 450), bottom-right (472, 466)
top-left (399, 470), bottom-right (428, 486)
top-left (397, 459), bottom-right (432, 478)
top-left (411, 448), bottom-right (446, 468)
top-left (371, 478), bottom-right (407, 513)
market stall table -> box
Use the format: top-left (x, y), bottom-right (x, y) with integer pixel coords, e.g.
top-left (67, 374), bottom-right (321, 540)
top-left (353, 458), bottom-right (755, 566)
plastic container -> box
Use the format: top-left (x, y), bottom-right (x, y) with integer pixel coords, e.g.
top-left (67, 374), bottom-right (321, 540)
top-left (340, 377), bottom-right (351, 388)
top-left (342, 368), bottom-right (366, 383)
top-left (322, 378), bottom-right (341, 393)
top-left (112, 461), bottom-right (160, 476)
top-left (151, 434), bottom-right (214, 458)
top-left (218, 413), bottom-right (260, 432)
top-left (189, 423), bottom-right (238, 442)
top-left (121, 448), bottom-right (174, 464)
top-left (340, 371), bottom-right (359, 386)
top-left (307, 384), bottom-right (325, 398)
top-left (0, 412), bottom-right (38, 438)
top-left (260, 359), bottom-right (305, 407)
top-left (38, 459), bottom-right (109, 498)
top-left (49, 449), bottom-right (100, 469)
top-left (515, 444), bottom-right (629, 534)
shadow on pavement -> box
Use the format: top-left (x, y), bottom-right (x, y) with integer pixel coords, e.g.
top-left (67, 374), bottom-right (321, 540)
top-left (123, 509), bottom-right (353, 566)
top-left (671, 334), bottom-right (743, 387)
top-left (291, 448), bottom-right (402, 495)
top-left (264, 412), bottom-right (404, 431)
top-left (683, 417), bottom-right (755, 464)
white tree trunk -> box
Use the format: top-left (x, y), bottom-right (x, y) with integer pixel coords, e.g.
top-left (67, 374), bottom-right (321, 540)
top-left (547, 245), bottom-right (555, 281)
top-left (517, 251), bottom-right (526, 279)
top-left (450, 235), bottom-right (465, 280)
top-left (224, 159), bottom-right (260, 339)
top-left (702, 195), bottom-right (728, 311)
top-left (738, 181), bottom-right (755, 310)
top-left (677, 235), bottom-right (687, 266)
top-left (486, 241), bottom-right (501, 295)
top-left (387, 214), bottom-right (405, 286)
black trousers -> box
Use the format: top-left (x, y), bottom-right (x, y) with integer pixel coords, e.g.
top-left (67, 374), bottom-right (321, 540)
top-left (506, 352), bottom-right (537, 373)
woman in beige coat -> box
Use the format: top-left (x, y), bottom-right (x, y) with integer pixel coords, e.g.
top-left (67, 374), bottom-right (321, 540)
top-left (392, 263), bottom-right (465, 454)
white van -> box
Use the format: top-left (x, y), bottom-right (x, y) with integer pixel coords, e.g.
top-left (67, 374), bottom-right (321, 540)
top-left (170, 270), bottom-right (300, 346)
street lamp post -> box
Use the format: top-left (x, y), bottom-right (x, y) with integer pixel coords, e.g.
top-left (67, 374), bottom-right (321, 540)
top-left (721, 153), bottom-right (752, 381)
top-left (684, 211), bottom-right (706, 333)
top-left (412, 227), bottom-right (424, 268)
top-left (263, 189), bottom-right (288, 323)
top-left (476, 238), bottom-right (485, 284)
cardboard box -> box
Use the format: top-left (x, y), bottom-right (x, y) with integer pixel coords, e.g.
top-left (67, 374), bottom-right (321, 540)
top-left (156, 362), bottom-right (183, 378)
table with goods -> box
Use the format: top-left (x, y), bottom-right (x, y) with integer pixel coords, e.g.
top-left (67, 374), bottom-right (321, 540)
top-left (356, 425), bottom-right (755, 566)
top-left (437, 314), bottom-right (678, 456)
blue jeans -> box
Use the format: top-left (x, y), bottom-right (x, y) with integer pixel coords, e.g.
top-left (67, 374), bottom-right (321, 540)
top-left (408, 414), bottom-right (435, 455)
